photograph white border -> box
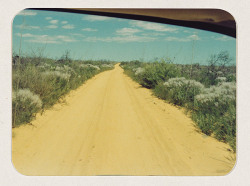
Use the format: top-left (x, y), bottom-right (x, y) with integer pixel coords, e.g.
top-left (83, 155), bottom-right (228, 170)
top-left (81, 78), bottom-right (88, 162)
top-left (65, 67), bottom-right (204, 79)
top-left (1, 0), bottom-right (249, 185)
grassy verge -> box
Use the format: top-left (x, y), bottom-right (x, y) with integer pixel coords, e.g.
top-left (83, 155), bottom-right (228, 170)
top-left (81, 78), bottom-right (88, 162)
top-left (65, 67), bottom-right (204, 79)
top-left (12, 55), bottom-right (114, 127)
top-left (120, 53), bottom-right (236, 152)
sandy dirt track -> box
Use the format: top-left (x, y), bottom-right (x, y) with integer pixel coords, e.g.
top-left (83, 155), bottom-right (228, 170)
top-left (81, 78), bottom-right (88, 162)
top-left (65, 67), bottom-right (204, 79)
top-left (12, 64), bottom-right (235, 176)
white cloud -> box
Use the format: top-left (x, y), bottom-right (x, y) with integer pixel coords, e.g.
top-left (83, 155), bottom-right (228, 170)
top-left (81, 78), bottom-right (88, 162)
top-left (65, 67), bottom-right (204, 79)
top-left (83, 24), bottom-right (158, 43)
top-left (45, 17), bottom-right (52, 20)
top-left (17, 10), bottom-right (37, 16)
top-left (84, 35), bottom-right (156, 43)
top-left (15, 24), bottom-right (40, 30)
top-left (49, 20), bottom-right (58, 24)
top-left (62, 24), bottom-right (75, 29)
top-left (82, 15), bottom-right (113, 22)
top-left (46, 25), bottom-right (58, 29)
top-left (130, 20), bottom-right (177, 32)
top-left (61, 21), bottom-right (68, 24)
top-left (15, 33), bottom-right (34, 37)
top-left (56, 35), bottom-right (76, 42)
top-left (25, 34), bottom-right (58, 44)
top-left (165, 34), bottom-right (200, 42)
top-left (116, 28), bottom-right (141, 36)
top-left (188, 34), bottom-right (200, 40)
top-left (141, 32), bottom-right (166, 36)
top-left (28, 39), bottom-right (59, 44)
top-left (212, 35), bottom-right (233, 41)
top-left (82, 28), bottom-right (98, 32)
top-left (18, 33), bottom-right (77, 44)
top-left (183, 30), bottom-right (198, 34)
top-left (70, 33), bottom-right (85, 37)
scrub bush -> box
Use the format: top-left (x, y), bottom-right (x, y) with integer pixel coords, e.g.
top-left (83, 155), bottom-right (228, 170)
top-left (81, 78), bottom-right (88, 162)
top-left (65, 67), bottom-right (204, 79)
top-left (12, 55), bottom-right (114, 127)
top-left (192, 82), bottom-right (236, 151)
top-left (160, 77), bottom-right (204, 106)
top-left (12, 89), bottom-right (42, 127)
top-left (121, 58), bottom-right (236, 151)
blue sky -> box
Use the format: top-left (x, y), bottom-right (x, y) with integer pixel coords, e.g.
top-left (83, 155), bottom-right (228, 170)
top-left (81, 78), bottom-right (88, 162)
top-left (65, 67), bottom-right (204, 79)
top-left (12, 9), bottom-right (236, 65)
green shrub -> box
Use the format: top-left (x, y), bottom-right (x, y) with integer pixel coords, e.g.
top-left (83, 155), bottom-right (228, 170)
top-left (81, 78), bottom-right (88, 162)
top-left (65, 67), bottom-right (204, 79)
top-left (12, 89), bottom-right (42, 127)
top-left (193, 82), bottom-right (236, 115)
top-left (193, 82), bottom-right (236, 151)
top-left (153, 83), bottom-right (169, 100)
top-left (214, 104), bottom-right (236, 150)
top-left (139, 63), bottom-right (180, 88)
top-left (121, 59), bottom-right (236, 151)
top-left (191, 112), bottom-right (215, 135)
top-left (157, 77), bottom-right (204, 106)
top-left (12, 56), bottom-right (114, 126)
top-left (123, 62), bottom-right (180, 89)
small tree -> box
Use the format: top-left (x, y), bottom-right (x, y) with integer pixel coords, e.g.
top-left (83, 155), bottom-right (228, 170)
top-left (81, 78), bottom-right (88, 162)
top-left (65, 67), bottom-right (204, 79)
top-left (205, 51), bottom-right (233, 85)
top-left (29, 46), bottom-right (47, 66)
top-left (58, 50), bottom-right (72, 64)
top-left (217, 51), bottom-right (233, 67)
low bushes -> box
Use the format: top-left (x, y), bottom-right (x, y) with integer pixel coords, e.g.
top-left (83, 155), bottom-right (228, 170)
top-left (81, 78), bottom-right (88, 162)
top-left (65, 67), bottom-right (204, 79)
top-left (121, 60), bottom-right (236, 152)
top-left (12, 56), bottom-right (114, 127)
top-left (138, 63), bottom-right (180, 89)
top-left (154, 77), bottom-right (204, 107)
top-left (12, 89), bottom-right (42, 127)
top-left (192, 82), bottom-right (236, 151)
top-left (122, 61), bottom-right (180, 89)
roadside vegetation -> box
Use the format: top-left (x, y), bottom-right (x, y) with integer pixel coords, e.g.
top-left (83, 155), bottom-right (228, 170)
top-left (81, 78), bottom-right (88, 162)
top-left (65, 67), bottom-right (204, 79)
top-left (120, 51), bottom-right (236, 151)
top-left (12, 51), bottom-right (114, 128)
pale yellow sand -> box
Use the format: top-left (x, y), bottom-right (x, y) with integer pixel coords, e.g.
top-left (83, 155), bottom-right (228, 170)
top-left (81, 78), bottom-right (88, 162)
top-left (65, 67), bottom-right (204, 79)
top-left (12, 64), bottom-right (235, 176)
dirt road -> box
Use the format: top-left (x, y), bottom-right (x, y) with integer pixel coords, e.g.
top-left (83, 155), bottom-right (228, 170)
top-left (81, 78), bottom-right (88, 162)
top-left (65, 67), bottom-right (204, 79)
top-left (12, 64), bottom-right (235, 176)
